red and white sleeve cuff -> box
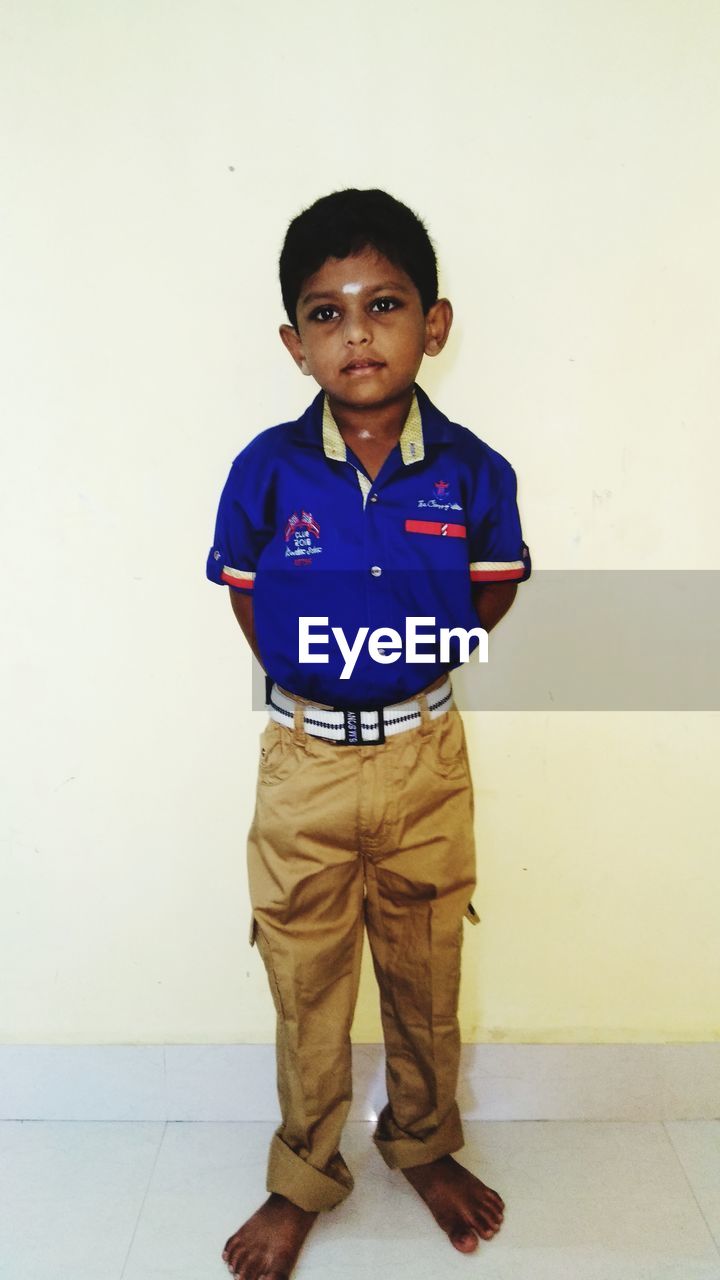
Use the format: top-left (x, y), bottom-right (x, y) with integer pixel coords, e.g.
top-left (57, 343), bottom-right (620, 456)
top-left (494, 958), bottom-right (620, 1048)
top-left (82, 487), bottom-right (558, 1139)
top-left (470, 560), bottom-right (526, 582)
top-left (220, 566), bottom-right (255, 591)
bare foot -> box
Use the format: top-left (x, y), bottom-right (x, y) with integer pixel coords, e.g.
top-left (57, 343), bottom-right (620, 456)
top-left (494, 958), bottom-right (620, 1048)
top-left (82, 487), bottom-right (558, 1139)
top-left (221, 1192), bottom-right (318, 1279)
top-left (402, 1154), bottom-right (505, 1253)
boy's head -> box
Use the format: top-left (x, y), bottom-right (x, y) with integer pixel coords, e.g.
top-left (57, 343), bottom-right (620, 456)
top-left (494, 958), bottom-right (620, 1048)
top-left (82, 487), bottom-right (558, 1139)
top-left (278, 189), bottom-right (452, 407)
top-left (279, 188), bottom-right (438, 329)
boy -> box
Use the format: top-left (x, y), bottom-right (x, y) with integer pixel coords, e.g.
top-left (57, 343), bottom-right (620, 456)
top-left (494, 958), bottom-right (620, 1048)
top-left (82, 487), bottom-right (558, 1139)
top-left (207, 189), bottom-right (530, 1280)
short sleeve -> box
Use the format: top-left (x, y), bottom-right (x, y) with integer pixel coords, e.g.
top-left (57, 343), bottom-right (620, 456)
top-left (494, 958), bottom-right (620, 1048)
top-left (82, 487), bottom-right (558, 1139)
top-left (467, 452), bottom-right (531, 584)
top-left (205, 440), bottom-right (275, 593)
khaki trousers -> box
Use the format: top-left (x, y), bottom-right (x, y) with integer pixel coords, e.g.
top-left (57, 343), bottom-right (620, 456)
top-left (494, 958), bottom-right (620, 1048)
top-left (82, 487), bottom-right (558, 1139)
top-left (246, 687), bottom-right (477, 1212)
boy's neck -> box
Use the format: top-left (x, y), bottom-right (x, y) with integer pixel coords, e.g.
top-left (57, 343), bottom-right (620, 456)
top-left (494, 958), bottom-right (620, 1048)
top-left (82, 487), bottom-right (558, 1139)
top-left (326, 386), bottom-right (414, 443)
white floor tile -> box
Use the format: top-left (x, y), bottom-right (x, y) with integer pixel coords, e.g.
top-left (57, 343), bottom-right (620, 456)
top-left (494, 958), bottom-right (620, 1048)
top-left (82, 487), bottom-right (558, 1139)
top-left (121, 1119), bottom-right (275, 1279)
top-left (297, 1121), bottom-right (720, 1279)
top-left (3, 1119), bottom-right (720, 1280)
top-left (0, 1120), bottom-right (164, 1280)
top-left (120, 1119), bottom-right (720, 1280)
top-left (665, 1121), bottom-right (720, 1246)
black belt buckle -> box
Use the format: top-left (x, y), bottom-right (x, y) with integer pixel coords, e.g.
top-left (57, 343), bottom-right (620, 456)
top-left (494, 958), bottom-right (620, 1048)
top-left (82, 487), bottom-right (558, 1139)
top-left (342, 707), bottom-right (386, 746)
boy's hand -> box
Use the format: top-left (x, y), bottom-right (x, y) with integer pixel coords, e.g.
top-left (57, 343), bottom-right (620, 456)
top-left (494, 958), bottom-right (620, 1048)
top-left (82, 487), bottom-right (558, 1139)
top-left (472, 581), bottom-right (518, 633)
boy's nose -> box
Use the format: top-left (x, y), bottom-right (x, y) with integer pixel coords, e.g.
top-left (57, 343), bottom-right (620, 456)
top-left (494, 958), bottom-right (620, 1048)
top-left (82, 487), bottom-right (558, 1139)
top-left (342, 313), bottom-right (371, 345)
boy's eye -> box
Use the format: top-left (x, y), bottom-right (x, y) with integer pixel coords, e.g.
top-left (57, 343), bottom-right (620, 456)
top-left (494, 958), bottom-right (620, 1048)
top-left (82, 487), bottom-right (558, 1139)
top-left (370, 296), bottom-right (401, 313)
top-left (309, 305), bottom-right (339, 322)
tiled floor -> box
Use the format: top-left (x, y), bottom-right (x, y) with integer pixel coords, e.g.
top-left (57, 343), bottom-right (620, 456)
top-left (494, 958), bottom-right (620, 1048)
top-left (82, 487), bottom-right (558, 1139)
top-left (1, 1119), bottom-right (720, 1279)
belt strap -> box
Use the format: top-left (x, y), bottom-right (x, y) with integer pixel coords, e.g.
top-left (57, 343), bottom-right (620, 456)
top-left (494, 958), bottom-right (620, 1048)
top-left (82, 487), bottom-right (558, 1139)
top-left (267, 678), bottom-right (453, 745)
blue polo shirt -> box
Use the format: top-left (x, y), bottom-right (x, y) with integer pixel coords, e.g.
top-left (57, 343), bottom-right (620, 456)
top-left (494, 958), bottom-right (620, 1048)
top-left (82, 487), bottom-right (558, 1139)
top-left (206, 384), bottom-right (530, 707)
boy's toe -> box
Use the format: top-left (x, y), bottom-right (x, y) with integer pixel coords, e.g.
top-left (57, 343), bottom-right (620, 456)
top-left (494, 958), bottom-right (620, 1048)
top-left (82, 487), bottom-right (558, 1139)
top-left (473, 1192), bottom-right (503, 1228)
top-left (449, 1223), bottom-right (478, 1253)
top-left (470, 1207), bottom-right (499, 1238)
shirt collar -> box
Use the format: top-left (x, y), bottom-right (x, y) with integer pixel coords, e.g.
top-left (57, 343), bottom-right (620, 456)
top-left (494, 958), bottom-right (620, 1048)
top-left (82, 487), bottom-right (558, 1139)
top-left (290, 383), bottom-right (455, 451)
top-left (321, 388), bottom-right (425, 466)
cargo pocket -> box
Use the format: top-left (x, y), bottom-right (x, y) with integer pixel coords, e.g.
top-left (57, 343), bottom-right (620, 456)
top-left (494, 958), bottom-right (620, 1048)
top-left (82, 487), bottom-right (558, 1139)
top-left (464, 902), bottom-right (481, 925)
top-left (252, 918), bottom-right (287, 1019)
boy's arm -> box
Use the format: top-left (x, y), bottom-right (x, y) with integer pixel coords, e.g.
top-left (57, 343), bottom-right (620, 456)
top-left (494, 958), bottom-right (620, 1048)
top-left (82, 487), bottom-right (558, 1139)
top-left (228, 588), bottom-right (265, 668)
top-left (472, 581), bottom-right (518, 633)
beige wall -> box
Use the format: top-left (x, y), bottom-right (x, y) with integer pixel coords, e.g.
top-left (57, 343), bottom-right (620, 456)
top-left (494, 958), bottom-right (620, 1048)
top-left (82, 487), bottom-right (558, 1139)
top-left (1, 0), bottom-right (719, 1044)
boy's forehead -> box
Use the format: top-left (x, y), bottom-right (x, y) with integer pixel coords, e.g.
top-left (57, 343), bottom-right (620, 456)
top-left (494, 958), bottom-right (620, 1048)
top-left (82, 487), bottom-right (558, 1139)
top-left (299, 247), bottom-right (416, 302)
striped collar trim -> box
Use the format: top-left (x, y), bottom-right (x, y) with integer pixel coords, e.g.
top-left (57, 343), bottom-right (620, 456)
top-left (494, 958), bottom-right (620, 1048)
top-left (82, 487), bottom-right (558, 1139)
top-left (322, 390), bottom-right (425, 466)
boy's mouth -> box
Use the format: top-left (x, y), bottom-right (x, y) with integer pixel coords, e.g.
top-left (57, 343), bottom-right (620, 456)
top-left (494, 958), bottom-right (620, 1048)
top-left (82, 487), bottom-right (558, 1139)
top-left (342, 359), bottom-right (385, 374)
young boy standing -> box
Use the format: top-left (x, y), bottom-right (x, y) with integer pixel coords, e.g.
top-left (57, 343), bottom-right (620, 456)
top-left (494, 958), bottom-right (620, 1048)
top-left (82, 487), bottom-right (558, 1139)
top-left (207, 189), bottom-right (530, 1280)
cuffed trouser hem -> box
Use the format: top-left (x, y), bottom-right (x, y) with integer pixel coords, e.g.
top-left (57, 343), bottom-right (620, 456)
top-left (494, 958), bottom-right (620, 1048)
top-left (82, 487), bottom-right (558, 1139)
top-left (266, 1131), bottom-right (354, 1212)
top-left (372, 1102), bottom-right (465, 1171)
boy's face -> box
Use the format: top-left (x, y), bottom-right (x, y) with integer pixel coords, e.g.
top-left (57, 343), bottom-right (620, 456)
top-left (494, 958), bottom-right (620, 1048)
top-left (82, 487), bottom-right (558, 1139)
top-left (279, 247), bottom-right (452, 411)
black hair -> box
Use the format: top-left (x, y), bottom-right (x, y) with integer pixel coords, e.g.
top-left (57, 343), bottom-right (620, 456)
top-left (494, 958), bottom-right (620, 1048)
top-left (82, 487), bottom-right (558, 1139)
top-left (279, 188), bottom-right (438, 327)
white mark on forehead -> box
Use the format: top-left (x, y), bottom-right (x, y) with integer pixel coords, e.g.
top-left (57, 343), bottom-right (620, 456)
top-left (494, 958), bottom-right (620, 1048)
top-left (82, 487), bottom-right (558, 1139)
top-left (341, 282), bottom-right (362, 295)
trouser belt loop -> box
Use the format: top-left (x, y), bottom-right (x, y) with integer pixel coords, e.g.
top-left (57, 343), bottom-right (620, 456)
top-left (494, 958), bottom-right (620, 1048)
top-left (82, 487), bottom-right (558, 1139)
top-left (418, 691), bottom-right (433, 738)
top-left (292, 701), bottom-right (306, 745)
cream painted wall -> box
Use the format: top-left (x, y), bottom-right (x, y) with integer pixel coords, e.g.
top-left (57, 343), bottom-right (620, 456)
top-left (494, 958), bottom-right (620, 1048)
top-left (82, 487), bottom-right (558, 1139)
top-left (1, 0), bottom-right (719, 1045)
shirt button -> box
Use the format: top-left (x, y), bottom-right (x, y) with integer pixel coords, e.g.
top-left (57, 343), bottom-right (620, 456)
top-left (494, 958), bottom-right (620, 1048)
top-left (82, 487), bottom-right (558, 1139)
top-left (370, 565), bottom-right (382, 577)
top-left (369, 494), bottom-right (378, 502)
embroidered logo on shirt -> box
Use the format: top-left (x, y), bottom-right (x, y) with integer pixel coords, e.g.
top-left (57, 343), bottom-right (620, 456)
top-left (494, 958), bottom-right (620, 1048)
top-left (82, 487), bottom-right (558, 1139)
top-left (284, 510), bottom-right (323, 561)
top-left (417, 480), bottom-right (462, 513)
top-left (284, 510), bottom-right (320, 541)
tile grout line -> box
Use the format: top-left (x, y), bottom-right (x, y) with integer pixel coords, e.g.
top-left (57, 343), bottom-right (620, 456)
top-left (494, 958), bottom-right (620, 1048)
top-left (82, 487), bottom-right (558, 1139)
top-left (118, 1120), bottom-right (168, 1280)
top-left (661, 1121), bottom-right (720, 1263)
top-left (118, 1048), bottom-right (169, 1279)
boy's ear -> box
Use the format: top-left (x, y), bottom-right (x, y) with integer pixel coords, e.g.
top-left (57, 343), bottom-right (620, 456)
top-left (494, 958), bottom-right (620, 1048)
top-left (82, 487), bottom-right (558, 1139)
top-left (423, 298), bottom-right (453, 357)
top-left (279, 323), bottom-right (312, 376)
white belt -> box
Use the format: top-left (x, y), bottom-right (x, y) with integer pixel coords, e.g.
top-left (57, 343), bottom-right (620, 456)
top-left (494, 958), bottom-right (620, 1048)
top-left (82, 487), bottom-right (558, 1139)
top-left (267, 677), bottom-right (453, 745)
